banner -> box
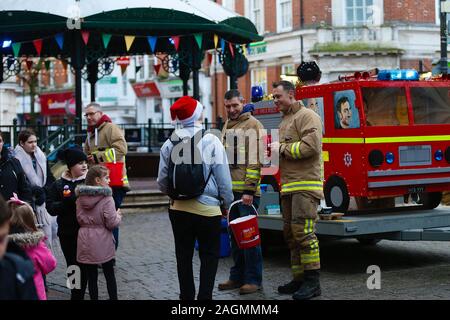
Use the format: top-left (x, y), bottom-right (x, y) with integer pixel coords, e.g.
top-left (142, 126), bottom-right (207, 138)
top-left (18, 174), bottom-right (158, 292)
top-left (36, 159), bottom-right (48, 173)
top-left (40, 91), bottom-right (75, 116)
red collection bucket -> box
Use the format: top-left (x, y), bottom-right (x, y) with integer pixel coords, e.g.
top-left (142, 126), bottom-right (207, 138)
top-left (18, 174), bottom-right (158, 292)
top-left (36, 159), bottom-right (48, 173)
top-left (228, 200), bottom-right (261, 249)
top-left (102, 149), bottom-right (124, 187)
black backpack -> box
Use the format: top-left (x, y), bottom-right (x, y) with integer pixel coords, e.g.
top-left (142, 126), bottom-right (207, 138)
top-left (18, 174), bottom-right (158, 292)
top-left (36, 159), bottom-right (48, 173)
top-left (167, 130), bottom-right (212, 200)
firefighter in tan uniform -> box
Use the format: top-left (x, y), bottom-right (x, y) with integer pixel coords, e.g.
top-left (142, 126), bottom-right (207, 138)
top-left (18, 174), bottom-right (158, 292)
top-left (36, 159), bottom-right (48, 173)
top-left (271, 81), bottom-right (323, 300)
top-left (218, 89), bottom-right (264, 295)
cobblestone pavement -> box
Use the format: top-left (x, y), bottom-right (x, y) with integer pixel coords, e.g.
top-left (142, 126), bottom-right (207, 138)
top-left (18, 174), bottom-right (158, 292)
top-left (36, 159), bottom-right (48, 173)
top-left (47, 210), bottom-right (450, 300)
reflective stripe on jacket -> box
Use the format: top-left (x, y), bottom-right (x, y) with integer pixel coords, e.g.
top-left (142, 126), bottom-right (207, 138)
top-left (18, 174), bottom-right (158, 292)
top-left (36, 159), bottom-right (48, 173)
top-left (222, 112), bottom-right (264, 195)
top-left (279, 101), bottom-right (324, 199)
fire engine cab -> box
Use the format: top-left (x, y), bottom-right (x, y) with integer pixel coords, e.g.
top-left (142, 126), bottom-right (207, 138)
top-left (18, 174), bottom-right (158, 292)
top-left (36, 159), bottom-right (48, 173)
top-left (254, 64), bottom-right (450, 243)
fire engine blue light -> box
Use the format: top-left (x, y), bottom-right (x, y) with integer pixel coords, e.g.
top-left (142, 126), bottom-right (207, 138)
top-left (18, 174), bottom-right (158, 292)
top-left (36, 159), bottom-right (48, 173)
top-left (251, 85), bottom-right (264, 101)
top-left (385, 152), bottom-right (395, 164)
top-left (435, 149), bottom-right (443, 161)
top-left (377, 69), bottom-right (419, 81)
top-left (2, 40), bottom-right (12, 48)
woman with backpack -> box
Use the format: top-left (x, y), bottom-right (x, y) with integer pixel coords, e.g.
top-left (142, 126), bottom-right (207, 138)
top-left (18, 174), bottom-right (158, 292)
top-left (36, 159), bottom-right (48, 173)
top-left (157, 96), bottom-right (233, 301)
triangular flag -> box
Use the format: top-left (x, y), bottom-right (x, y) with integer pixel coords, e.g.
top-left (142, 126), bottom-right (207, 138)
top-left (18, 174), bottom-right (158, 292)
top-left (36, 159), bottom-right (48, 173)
top-left (154, 64), bottom-right (161, 75)
top-left (229, 43), bottom-right (234, 58)
top-left (147, 36), bottom-right (157, 53)
top-left (26, 60), bottom-right (33, 70)
top-left (33, 39), bottom-right (43, 56)
top-left (171, 36), bottom-right (180, 51)
top-left (12, 43), bottom-right (21, 57)
top-left (120, 64), bottom-right (128, 75)
top-left (125, 35), bottom-right (135, 52)
top-left (81, 31), bottom-right (90, 45)
top-left (194, 34), bottom-right (203, 50)
top-left (55, 33), bottom-right (64, 50)
top-left (45, 60), bottom-right (51, 71)
top-left (102, 34), bottom-right (112, 49)
top-left (241, 44), bottom-right (247, 56)
top-left (220, 39), bottom-right (226, 52)
top-left (214, 34), bottom-right (219, 49)
top-left (135, 66), bottom-right (142, 74)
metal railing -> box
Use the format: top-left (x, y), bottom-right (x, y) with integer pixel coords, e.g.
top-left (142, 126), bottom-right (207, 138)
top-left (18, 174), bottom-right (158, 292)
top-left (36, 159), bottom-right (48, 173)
top-left (0, 117), bottom-right (225, 157)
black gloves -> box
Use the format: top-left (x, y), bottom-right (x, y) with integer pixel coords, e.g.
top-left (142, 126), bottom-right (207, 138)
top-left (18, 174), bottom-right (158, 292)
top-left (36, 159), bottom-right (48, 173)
top-left (32, 186), bottom-right (46, 206)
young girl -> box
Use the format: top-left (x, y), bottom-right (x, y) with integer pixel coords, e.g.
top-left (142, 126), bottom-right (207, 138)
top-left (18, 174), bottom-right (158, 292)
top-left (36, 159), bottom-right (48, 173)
top-left (7, 194), bottom-right (57, 300)
top-left (76, 165), bottom-right (122, 300)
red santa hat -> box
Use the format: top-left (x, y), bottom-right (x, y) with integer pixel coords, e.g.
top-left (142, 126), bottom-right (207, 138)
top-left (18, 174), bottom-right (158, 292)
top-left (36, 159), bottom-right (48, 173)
top-left (170, 96), bottom-right (203, 126)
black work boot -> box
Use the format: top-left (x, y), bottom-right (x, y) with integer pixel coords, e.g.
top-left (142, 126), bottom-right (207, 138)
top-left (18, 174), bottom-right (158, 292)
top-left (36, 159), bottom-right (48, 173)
top-left (292, 270), bottom-right (321, 300)
top-left (277, 279), bottom-right (303, 294)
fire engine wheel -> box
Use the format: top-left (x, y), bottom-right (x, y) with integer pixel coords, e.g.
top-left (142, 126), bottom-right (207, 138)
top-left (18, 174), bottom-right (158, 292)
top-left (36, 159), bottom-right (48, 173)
top-left (419, 192), bottom-right (442, 209)
top-left (324, 176), bottom-right (350, 213)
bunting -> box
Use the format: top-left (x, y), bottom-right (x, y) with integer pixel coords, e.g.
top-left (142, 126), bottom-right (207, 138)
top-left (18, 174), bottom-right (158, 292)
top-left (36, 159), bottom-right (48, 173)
top-left (154, 64), bottom-right (161, 75)
top-left (220, 38), bottom-right (226, 52)
top-left (33, 39), bottom-right (43, 56)
top-left (229, 42), bottom-right (234, 58)
top-left (120, 64), bottom-right (128, 75)
top-left (12, 43), bottom-right (21, 57)
top-left (102, 34), bottom-right (112, 49)
top-left (81, 31), bottom-right (90, 45)
top-left (147, 36), bottom-right (157, 53)
top-left (45, 60), bottom-right (51, 71)
top-left (125, 36), bottom-right (135, 52)
top-left (171, 36), bottom-right (180, 51)
top-left (55, 33), bottom-right (64, 50)
top-left (214, 34), bottom-right (219, 49)
top-left (194, 34), bottom-right (203, 50)
top-left (26, 60), bottom-right (33, 70)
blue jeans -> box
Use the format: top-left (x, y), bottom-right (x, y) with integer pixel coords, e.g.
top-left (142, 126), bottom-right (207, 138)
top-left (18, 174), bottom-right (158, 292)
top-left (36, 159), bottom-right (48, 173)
top-left (228, 192), bottom-right (263, 286)
top-left (112, 187), bottom-right (127, 250)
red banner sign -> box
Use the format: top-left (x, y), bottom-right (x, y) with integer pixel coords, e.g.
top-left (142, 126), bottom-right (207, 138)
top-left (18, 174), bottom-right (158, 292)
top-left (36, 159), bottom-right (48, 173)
top-left (40, 91), bottom-right (75, 116)
top-left (131, 82), bottom-right (160, 97)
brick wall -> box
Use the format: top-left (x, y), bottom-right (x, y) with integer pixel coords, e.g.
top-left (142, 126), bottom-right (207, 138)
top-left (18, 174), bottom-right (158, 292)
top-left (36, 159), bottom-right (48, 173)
top-left (235, 0), bottom-right (245, 15)
top-left (303, 0), bottom-right (332, 27)
top-left (400, 59), bottom-right (433, 72)
top-left (384, 0), bottom-right (436, 24)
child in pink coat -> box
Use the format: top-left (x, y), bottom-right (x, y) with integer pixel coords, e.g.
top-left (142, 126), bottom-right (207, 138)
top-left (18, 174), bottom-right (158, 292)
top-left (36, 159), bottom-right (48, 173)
top-left (7, 194), bottom-right (57, 300)
top-left (76, 165), bottom-right (122, 300)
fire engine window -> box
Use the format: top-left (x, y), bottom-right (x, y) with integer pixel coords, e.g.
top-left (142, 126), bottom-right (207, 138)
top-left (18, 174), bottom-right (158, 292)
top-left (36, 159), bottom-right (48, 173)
top-left (334, 90), bottom-right (360, 129)
top-left (361, 87), bottom-right (409, 126)
top-left (303, 97), bottom-right (325, 134)
top-left (410, 87), bottom-right (450, 125)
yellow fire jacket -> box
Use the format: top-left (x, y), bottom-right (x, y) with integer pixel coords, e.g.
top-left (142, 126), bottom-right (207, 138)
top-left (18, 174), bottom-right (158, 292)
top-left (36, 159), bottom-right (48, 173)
top-left (84, 121), bottom-right (130, 190)
top-left (279, 101), bottom-right (324, 200)
top-left (222, 112), bottom-right (264, 195)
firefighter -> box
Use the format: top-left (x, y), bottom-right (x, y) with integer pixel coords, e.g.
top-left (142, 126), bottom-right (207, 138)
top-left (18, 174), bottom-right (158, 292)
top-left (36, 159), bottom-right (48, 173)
top-left (218, 89), bottom-right (264, 295)
top-left (270, 80), bottom-right (323, 300)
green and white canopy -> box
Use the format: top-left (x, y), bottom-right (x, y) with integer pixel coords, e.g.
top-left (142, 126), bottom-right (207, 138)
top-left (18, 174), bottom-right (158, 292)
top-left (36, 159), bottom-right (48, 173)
top-left (0, 0), bottom-right (262, 56)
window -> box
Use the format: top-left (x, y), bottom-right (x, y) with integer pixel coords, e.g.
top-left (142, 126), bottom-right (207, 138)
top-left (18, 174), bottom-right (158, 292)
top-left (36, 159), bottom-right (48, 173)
top-left (251, 68), bottom-right (267, 95)
top-left (277, 0), bottom-right (292, 32)
top-left (345, 0), bottom-right (374, 26)
top-left (361, 87), bottom-right (409, 126)
top-left (222, 0), bottom-right (235, 11)
top-left (248, 0), bottom-right (264, 35)
top-left (281, 64), bottom-right (295, 76)
top-left (410, 86), bottom-right (450, 125)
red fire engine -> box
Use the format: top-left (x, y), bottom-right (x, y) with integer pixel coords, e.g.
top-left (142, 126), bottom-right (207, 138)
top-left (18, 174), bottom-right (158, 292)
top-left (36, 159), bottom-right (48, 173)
top-left (255, 68), bottom-right (450, 213)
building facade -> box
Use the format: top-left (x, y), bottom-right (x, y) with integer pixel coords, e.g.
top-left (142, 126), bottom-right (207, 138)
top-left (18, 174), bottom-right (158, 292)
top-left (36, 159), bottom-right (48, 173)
top-left (212, 0), bottom-right (445, 120)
